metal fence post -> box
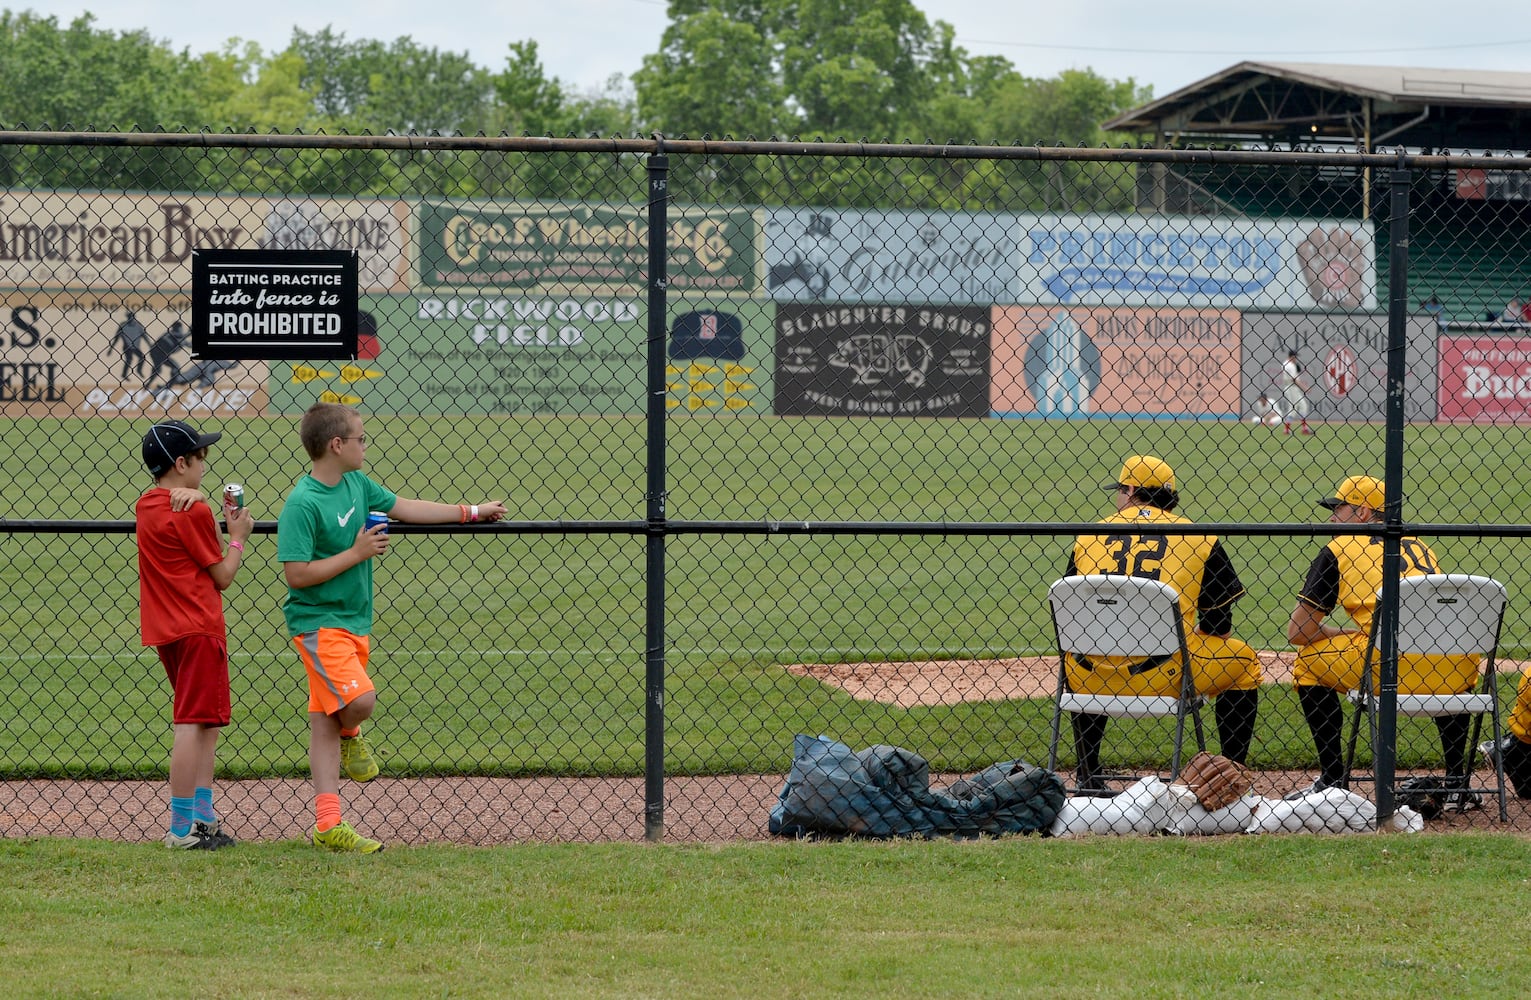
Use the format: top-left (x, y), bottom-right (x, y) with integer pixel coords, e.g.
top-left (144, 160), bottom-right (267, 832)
top-left (1376, 153), bottom-right (1413, 821)
top-left (644, 139), bottom-right (670, 842)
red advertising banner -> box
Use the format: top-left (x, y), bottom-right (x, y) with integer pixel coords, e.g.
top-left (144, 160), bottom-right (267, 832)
top-left (1454, 169), bottom-right (1531, 202)
top-left (990, 305), bottom-right (1241, 418)
top-left (1438, 334), bottom-right (1531, 423)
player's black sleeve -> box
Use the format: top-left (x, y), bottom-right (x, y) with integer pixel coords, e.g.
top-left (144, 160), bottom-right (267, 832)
top-left (1196, 539), bottom-right (1245, 634)
top-left (1297, 545), bottom-right (1341, 614)
top-left (1064, 550), bottom-right (1078, 577)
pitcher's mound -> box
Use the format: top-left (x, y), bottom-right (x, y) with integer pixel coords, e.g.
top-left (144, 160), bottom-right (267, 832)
top-left (786, 650), bottom-right (1301, 708)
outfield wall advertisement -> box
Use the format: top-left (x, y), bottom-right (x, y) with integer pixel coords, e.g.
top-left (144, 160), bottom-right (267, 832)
top-left (989, 305), bottom-right (1241, 419)
top-left (416, 200), bottom-right (758, 296)
top-left (1437, 334), bottom-right (1531, 423)
top-left (762, 208), bottom-right (1019, 306)
top-left (0, 292), bottom-right (269, 418)
top-left (0, 189), bottom-right (1427, 424)
top-left (0, 190), bottom-right (409, 292)
top-left (1019, 215), bottom-right (1376, 310)
top-left (266, 294), bottom-right (775, 416)
top-left (773, 303), bottom-right (991, 417)
top-left (1241, 313), bottom-right (1438, 423)
top-left (759, 205), bottom-right (1375, 312)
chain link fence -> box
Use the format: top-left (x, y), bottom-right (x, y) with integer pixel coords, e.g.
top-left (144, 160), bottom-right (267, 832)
top-left (0, 131), bottom-right (1528, 843)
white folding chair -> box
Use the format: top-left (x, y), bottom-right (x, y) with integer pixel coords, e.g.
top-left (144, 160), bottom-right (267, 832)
top-left (1045, 575), bottom-right (1206, 790)
top-left (1343, 574), bottom-right (1509, 821)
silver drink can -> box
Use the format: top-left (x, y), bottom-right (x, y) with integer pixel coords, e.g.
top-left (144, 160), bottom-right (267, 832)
top-left (223, 483), bottom-right (244, 510)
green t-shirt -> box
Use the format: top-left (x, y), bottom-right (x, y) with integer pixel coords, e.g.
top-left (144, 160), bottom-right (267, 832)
top-left (277, 471), bottom-right (397, 637)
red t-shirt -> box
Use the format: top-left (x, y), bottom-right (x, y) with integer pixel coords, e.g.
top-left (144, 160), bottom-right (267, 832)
top-left (136, 490), bottom-right (227, 646)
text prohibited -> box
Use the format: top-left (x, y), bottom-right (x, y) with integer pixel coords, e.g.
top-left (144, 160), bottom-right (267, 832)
top-left (191, 249), bottom-right (359, 360)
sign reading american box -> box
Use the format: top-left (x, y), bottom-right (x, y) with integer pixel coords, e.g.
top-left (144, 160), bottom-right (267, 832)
top-left (0, 190), bottom-right (409, 292)
top-left (192, 249), bottom-right (358, 360)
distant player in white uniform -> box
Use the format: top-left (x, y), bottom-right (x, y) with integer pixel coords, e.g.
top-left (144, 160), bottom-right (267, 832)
top-left (1247, 392), bottom-right (1282, 428)
top-left (1281, 350), bottom-right (1312, 436)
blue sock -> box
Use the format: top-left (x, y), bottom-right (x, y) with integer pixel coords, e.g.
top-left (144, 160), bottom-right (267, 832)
top-left (170, 796), bottom-right (195, 837)
top-left (193, 787), bottom-right (216, 825)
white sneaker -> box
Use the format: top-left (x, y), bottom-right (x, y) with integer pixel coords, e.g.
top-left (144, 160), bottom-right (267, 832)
top-left (164, 826), bottom-right (221, 850)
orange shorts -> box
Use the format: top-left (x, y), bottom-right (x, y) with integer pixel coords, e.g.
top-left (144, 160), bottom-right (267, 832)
top-left (293, 628), bottom-right (375, 715)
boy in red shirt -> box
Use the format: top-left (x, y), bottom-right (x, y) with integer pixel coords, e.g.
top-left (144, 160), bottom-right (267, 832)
top-left (137, 419), bottom-right (254, 849)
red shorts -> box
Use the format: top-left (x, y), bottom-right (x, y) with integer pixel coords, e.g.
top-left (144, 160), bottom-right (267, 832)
top-left (156, 634), bottom-right (231, 726)
top-left (293, 628), bottom-right (375, 714)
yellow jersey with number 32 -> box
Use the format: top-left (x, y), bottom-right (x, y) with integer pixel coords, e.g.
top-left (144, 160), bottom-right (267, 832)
top-left (1069, 505), bottom-right (1244, 633)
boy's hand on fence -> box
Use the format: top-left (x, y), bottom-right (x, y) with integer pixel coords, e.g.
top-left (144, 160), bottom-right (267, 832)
top-left (474, 501), bottom-right (507, 523)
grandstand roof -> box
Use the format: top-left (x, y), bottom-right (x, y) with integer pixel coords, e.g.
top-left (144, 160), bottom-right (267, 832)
top-left (1103, 62), bottom-right (1531, 151)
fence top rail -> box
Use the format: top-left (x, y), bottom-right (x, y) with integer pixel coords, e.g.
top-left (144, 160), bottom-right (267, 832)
top-left (9, 519), bottom-right (1531, 538)
top-left (0, 128), bottom-right (1528, 170)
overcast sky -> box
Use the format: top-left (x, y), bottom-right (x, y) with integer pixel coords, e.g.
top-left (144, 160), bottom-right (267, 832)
top-left (16, 0), bottom-right (1531, 99)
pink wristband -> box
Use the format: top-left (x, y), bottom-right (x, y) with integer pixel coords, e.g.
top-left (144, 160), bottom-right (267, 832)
top-left (229, 539), bottom-right (245, 552)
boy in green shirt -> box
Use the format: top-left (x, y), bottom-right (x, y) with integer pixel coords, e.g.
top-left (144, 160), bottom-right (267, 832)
top-left (277, 403), bottom-right (505, 852)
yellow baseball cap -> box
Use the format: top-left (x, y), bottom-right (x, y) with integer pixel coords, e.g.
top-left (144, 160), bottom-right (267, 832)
top-left (1102, 455), bottom-right (1176, 492)
top-left (1319, 474), bottom-right (1386, 511)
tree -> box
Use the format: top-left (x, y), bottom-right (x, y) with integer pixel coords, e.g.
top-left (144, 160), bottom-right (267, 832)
top-left (777, 0), bottom-right (939, 139)
top-left (357, 37), bottom-right (493, 135)
top-left (635, 6), bottom-right (783, 139)
top-left (492, 40), bottom-right (566, 135)
top-left (0, 11), bottom-right (198, 130)
top-left (635, 0), bottom-right (944, 140)
top-left (191, 41), bottom-right (316, 132)
top-left (290, 26), bottom-right (375, 120)
top-left (981, 68), bottom-right (1149, 146)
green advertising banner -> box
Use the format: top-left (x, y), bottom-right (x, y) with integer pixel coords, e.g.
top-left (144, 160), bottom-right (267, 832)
top-left (266, 293), bottom-right (776, 416)
top-left (415, 200), bottom-right (760, 295)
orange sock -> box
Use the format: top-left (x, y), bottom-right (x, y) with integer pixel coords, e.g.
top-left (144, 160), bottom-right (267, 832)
top-left (339, 726), bottom-right (360, 739)
top-left (316, 792), bottom-right (342, 832)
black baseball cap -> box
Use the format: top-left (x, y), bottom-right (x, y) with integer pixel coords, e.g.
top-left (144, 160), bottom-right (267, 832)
top-left (142, 419), bottom-right (221, 476)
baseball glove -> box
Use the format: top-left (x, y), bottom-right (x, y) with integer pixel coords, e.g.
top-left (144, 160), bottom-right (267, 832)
top-left (1179, 751), bottom-right (1254, 811)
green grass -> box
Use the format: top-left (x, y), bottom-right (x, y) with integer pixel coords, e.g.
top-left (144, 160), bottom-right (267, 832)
top-left (3, 834), bottom-right (1530, 999)
top-left (1, 414), bottom-right (1528, 779)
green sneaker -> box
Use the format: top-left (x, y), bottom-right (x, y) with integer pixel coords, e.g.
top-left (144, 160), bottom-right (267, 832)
top-left (310, 821), bottom-right (384, 854)
top-left (340, 734), bottom-right (379, 782)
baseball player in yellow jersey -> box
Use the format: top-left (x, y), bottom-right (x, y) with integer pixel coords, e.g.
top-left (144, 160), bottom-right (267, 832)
top-left (1063, 456), bottom-right (1262, 792)
top-left (1482, 674), bottom-right (1531, 797)
top-left (1286, 475), bottom-right (1481, 799)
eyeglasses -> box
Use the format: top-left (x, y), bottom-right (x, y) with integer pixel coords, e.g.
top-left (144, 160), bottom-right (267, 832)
top-left (338, 435), bottom-right (367, 444)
